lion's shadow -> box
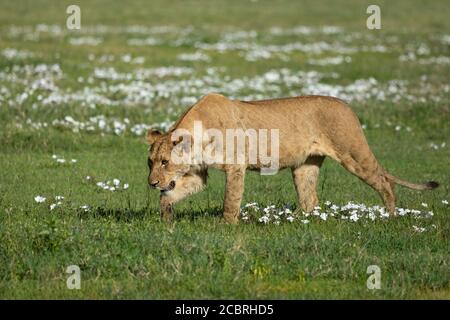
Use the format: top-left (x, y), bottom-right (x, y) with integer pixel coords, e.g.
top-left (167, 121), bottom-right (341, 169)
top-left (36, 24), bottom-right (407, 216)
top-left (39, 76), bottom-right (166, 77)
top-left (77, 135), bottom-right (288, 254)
top-left (77, 205), bottom-right (224, 222)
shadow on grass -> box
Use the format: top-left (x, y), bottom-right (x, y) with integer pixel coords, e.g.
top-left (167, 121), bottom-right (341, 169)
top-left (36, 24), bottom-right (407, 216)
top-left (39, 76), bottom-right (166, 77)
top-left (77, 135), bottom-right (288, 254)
top-left (175, 206), bottom-right (224, 220)
top-left (76, 205), bottom-right (224, 222)
top-left (76, 206), bottom-right (157, 222)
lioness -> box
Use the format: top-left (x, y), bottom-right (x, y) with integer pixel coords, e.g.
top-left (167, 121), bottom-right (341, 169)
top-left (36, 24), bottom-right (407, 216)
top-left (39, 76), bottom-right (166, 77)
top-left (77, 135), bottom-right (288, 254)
top-left (147, 93), bottom-right (438, 223)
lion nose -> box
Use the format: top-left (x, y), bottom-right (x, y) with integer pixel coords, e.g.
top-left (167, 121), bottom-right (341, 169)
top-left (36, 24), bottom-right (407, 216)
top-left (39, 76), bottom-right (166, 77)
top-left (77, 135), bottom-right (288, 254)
top-left (150, 180), bottom-right (160, 188)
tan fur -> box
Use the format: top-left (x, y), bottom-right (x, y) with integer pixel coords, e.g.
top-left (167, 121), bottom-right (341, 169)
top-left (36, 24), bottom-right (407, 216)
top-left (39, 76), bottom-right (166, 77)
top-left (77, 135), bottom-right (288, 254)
top-left (147, 93), bottom-right (439, 223)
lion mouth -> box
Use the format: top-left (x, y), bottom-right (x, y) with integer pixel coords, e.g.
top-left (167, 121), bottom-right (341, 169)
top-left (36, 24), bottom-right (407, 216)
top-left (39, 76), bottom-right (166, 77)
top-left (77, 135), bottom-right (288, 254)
top-left (161, 180), bottom-right (176, 192)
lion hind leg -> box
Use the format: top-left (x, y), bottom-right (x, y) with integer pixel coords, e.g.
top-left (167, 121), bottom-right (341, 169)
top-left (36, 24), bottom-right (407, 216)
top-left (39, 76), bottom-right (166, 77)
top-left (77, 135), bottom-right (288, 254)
top-left (340, 153), bottom-right (396, 215)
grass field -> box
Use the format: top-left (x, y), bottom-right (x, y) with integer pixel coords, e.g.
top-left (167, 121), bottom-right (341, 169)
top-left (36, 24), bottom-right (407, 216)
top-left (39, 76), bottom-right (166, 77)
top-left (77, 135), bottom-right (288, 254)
top-left (0, 0), bottom-right (449, 299)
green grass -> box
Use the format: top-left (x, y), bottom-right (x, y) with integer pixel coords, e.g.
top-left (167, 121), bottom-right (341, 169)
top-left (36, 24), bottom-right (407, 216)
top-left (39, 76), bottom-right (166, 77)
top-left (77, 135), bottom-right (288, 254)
top-left (0, 0), bottom-right (449, 299)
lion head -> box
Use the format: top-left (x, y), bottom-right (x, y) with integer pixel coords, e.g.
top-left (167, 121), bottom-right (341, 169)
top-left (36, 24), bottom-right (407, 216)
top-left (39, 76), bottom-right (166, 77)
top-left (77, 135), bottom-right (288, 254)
top-left (146, 129), bottom-right (192, 191)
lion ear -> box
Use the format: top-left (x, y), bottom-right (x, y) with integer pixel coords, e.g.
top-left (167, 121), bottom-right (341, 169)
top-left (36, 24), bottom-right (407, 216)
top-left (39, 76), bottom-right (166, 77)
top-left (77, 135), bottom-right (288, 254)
top-left (146, 129), bottom-right (162, 144)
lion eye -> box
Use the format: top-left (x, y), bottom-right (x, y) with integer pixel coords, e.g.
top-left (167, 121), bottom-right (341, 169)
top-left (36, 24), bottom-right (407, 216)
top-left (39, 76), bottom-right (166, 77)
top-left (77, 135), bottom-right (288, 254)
top-left (161, 160), bottom-right (169, 166)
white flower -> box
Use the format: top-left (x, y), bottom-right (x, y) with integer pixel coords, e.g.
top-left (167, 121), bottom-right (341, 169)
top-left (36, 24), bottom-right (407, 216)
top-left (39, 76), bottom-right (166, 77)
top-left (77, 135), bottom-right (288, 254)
top-left (421, 203), bottom-right (428, 208)
top-left (264, 71), bottom-right (280, 82)
top-left (301, 220), bottom-right (310, 224)
top-left (34, 196), bottom-right (46, 203)
top-left (177, 52), bottom-right (210, 62)
top-left (442, 200), bottom-right (448, 205)
top-left (412, 225), bottom-right (426, 233)
top-left (123, 183), bottom-right (129, 190)
top-left (55, 196), bottom-right (64, 201)
top-left (113, 179), bottom-right (120, 186)
top-left (71, 159), bottom-right (77, 163)
top-left (80, 205), bottom-right (90, 212)
top-left (258, 215), bottom-right (270, 224)
top-left (379, 208), bottom-right (389, 218)
top-left (263, 205), bottom-right (275, 214)
top-left (50, 203), bottom-right (57, 210)
top-left (349, 213), bottom-right (359, 222)
top-left (287, 216), bottom-right (294, 222)
top-left (319, 212), bottom-right (327, 220)
top-left (244, 202), bottom-right (258, 208)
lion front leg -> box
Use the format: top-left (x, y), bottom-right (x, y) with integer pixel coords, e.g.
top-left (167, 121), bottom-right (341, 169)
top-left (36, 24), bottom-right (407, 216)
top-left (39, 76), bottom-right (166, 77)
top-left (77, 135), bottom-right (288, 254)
top-left (159, 171), bottom-right (207, 222)
top-left (223, 166), bottom-right (246, 224)
top-left (160, 194), bottom-right (175, 222)
top-left (291, 156), bottom-right (324, 213)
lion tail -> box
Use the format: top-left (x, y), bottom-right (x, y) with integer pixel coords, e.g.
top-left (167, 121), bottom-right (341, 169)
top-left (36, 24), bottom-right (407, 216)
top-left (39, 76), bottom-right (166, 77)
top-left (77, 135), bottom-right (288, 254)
top-left (385, 173), bottom-right (439, 191)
